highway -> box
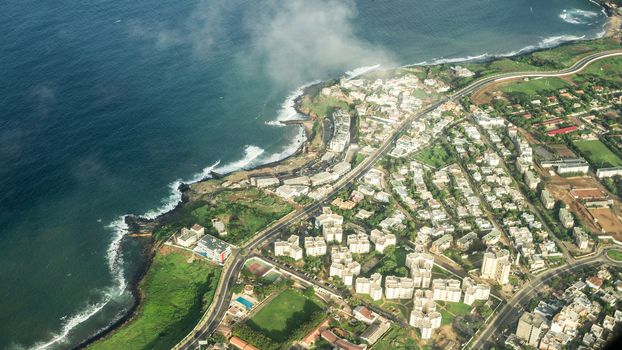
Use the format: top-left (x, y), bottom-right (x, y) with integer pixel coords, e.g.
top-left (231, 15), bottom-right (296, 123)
top-left (174, 49), bottom-right (622, 350)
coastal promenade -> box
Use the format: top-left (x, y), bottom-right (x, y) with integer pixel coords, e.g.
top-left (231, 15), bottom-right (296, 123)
top-left (174, 48), bottom-right (622, 350)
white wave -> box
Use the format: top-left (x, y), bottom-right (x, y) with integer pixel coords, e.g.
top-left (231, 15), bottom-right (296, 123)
top-left (258, 127), bottom-right (307, 164)
top-left (30, 290), bottom-right (116, 350)
top-left (560, 8), bottom-right (600, 25)
top-left (410, 34), bottom-right (590, 67)
top-left (213, 145), bottom-right (265, 174)
top-left (345, 64), bottom-right (381, 79)
top-left (265, 80), bottom-right (321, 127)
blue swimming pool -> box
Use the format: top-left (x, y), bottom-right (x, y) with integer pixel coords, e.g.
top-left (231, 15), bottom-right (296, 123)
top-left (236, 296), bottom-right (254, 310)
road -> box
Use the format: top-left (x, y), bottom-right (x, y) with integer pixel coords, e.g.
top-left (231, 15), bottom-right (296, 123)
top-left (175, 49), bottom-right (622, 350)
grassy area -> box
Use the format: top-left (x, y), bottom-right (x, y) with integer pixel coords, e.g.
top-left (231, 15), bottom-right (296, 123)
top-left (573, 139), bottom-right (622, 168)
top-left (247, 289), bottom-right (322, 341)
top-left (90, 250), bottom-right (221, 350)
top-left (573, 56), bottom-right (622, 84)
top-left (300, 94), bottom-right (350, 119)
top-left (374, 326), bottom-right (421, 350)
top-left (155, 188), bottom-right (293, 244)
top-left (607, 249), bottom-right (622, 262)
top-left (414, 145), bottom-right (455, 169)
top-left (437, 301), bottom-right (472, 326)
top-left (501, 77), bottom-right (570, 97)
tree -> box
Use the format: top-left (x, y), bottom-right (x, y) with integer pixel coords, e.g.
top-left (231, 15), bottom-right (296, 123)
top-left (303, 286), bottom-right (315, 298)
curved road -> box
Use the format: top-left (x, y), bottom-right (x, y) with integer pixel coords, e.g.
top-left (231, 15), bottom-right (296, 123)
top-left (175, 49), bottom-right (622, 350)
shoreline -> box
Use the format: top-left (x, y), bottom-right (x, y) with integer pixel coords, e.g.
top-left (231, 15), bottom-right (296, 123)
top-left (70, 10), bottom-right (621, 350)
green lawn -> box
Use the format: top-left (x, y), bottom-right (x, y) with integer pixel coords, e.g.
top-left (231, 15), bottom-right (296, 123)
top-left (572, 56), bottom-right (622, 84)
top-left (414, 145), bottom-right (455, 168)
top-left (90, 251), bottom-right (221, 350)
top-left (573, 139), bottom-right (622, 168)
top-left (246, 289), bottom-right (323, 342)
top-left (501, 77), bottom-right (570, 97)
top-left (300, 94), bottom-right (351, 119)
top-left (607, 249), bottom-right (622, 262)
top-left (374, 326), bottom-right (421, 350)
top-left (437, 301), bottom-right (472, 326)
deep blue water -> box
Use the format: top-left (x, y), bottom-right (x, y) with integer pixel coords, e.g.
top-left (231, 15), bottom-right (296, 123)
top-left (0, 0), bottom-right (607, 348)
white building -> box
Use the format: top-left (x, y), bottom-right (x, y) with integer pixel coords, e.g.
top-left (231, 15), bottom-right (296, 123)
top-left (347, 232), bottom-right (371, 254)
top-left (410, 289), bottom-right (442, 340)
top-left (432, 279), bottom-right (462, 302)
top-left (355, 273), bottom-right (383, 301)
top-left (573, 227), bottom-right (590, 250)
top-left (274, 235), bottom-right (303, 261)
top-left (406, 252), bottom-right (434, 288)
top-left (251, 176), bottom-right (280, 188)
top-left (176, 224), bottom-right (205, 247)
top-left (481, 246), bottom-right (511, 285)
top-left (369, 229), bottom-right (396, 253)
top-left (330, 246), bottom-right (361, 286)
top-left (462, 277), bottom-right (491, 305)
top-left (384, 276), bottom-right (414, 300)
top-left (275, 185), bottom-right (309, 200)
top-left (304, 236), bottom-right (327, 256)
top-left (559, 207), bottom-right (574, 229)
top-left (316, 207), bottom-right (344, 243)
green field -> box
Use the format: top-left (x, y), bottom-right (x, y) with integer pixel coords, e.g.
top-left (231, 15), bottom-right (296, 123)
top-left (414, 145), bottom-right (455, 168)
top-left (573, 139), bottom-right (622, 168)
top-left (572, 56), bottom-right (622, 84)
top-left (501, 77), bottom-right (570, 97)
top-left (607, 249), bottom-right (622, 262)
top-left (300, 94), bottom-right (350, 119)
top-left (247, 289), bottom-right (322, 341)
top-left (374, 326), bottom-right (421, 350)
top-left (232, 289), bottom-right (325, 349)
top-left (437, 301), bottom-right (472, 325)
top-left (90, 251), bottom-right (221, 350)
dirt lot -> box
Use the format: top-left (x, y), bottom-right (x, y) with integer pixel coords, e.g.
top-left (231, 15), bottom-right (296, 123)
top-left (588, 208), bottom-right (622, 239)
top-left (544, 173), bottom-right (622, 240)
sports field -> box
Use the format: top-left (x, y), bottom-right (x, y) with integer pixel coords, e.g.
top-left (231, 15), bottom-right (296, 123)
top-left (574, 139), bottom-right (622, 168)
top-left (247, 289), bottom-right (323, 342)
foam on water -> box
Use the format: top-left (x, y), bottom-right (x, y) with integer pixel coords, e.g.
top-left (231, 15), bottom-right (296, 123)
top-left (213, 145), bottom-right (265, 174)
top-left (345, 64), bottom-right (381, 79)
top-left (560, 8), bottom-right (600, 25)
top-left (264, 80), bottom-right (321, 127)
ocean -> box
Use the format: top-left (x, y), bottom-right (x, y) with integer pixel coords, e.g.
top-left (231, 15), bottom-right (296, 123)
top-left (0, 0), bottom-right (607, 348)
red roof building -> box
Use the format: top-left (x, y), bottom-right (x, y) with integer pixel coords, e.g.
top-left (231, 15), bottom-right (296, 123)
top-left (547, 126), bottom-right (577, 136)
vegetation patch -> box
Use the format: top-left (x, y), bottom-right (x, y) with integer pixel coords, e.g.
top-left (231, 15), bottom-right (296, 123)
top-left (607, 249), bottom-right (622, 262)
top-left (414, 144), bottom-right (455, 169)
top-left (89, 251), bottom-right (221, 350)
top-left (233, 289), bottom-right (325, 349)
top-left (573, 139), bottom-right (622, 168)
top-left (501, 77), bottom-right (570, 97)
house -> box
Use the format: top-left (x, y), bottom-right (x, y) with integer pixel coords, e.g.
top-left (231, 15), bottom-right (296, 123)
top-left (274, 235), bottom-right (303, 260)
top-left (353, 306), bottom-right (379, 324)
top-left (193, 235), bottom-right (232, 264)
top-left (586, 276), bottom-right (604, 290)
